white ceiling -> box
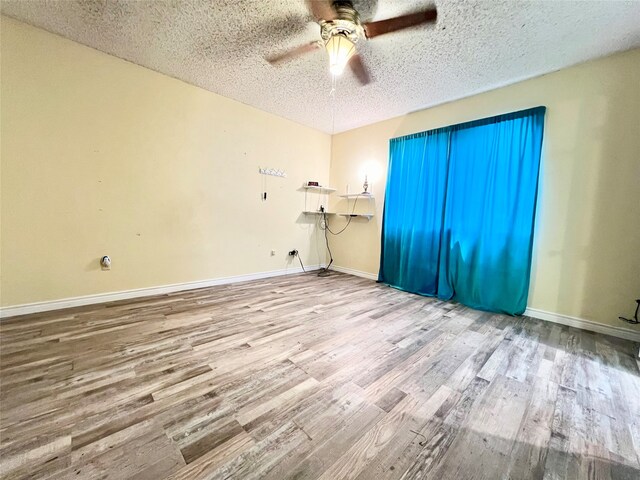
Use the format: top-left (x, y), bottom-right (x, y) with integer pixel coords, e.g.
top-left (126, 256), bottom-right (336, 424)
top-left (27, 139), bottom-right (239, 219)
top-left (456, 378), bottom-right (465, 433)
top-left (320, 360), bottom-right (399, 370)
top-left (2, 0), bottom-right (640, 133)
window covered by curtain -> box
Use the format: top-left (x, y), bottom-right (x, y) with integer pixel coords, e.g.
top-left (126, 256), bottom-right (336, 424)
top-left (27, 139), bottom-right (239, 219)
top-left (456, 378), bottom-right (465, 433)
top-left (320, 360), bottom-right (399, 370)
top-left (378, 107), bottom-right (546, 315)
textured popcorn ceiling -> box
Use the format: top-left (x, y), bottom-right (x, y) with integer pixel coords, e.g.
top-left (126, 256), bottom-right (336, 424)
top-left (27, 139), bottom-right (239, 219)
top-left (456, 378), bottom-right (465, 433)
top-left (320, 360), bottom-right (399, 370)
top-left (2, 0), bottom-right (640, 133)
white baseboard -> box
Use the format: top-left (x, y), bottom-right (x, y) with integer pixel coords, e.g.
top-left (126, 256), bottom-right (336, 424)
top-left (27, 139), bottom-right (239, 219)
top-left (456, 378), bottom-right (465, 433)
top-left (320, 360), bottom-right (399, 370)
top-left (331, 265), bottom-right (378, 281)
top-left (0, 264), bottom-right (324, 319)
top-left (524, 307), bottom-right (640, 343)
top-left (3, 266), bottom-right (637, 345)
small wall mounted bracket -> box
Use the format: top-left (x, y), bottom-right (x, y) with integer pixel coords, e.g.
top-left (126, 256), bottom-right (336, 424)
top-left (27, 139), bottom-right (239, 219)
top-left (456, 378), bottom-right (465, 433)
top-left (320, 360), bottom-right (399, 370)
top-left (259, 167), bottom-right (286, 178)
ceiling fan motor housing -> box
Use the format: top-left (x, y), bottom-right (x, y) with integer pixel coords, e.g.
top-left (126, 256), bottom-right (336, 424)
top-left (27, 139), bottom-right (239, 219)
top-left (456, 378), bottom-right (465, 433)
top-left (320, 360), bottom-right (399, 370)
top-left (267, 0), bottom-right (438, 85)
top-left (320, 1), bottom-right (364, 43)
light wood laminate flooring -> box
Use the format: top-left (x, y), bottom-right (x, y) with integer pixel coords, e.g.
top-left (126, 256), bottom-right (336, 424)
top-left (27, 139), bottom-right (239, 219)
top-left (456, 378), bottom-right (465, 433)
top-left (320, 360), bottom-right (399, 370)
top-left (1, 272), bottom-right (639, 479)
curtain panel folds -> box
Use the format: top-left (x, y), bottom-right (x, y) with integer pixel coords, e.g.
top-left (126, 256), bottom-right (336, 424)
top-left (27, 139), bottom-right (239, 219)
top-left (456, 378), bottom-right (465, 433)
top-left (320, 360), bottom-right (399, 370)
top-left (378, 107), bottom-right (546, 315)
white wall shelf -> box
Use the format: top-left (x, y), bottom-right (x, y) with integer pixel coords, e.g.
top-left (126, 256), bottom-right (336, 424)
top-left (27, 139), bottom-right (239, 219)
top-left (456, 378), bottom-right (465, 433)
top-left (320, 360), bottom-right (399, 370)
top-left (336, 191), bottom-right (375, 219)
top-left (338, 193), bottom-right (375, 199)
top-left (302, 184), bottom-right (334, 216)
top-left (302, 185), bottom-right (373, 220)
top-left (337, 213), bottom-right (374, 220)
top-left (303, 185), bottom-right (336, 193)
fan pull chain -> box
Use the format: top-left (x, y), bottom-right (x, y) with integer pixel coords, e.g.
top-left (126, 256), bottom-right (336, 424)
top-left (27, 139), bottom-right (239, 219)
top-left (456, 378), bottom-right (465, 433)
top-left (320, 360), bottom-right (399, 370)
top-left (330, 73), bottom-right (338, 134)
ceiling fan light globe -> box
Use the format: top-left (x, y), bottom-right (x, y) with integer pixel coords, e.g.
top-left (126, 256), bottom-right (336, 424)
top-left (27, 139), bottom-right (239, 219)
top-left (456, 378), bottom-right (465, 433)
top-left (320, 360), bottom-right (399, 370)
top-left (330, 64), bottom-right (346, 75)
top-left (325, 34), bottom-right (355, 77)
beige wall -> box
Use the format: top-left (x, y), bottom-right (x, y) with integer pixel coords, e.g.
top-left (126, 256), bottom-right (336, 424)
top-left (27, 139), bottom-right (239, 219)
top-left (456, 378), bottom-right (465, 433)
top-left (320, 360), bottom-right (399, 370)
top-left (2, 16), bottom-right (639, 332)
top-left (329, 48), bottom-right (640, 330)
top-left (0, 17), bottom-right (330, 307)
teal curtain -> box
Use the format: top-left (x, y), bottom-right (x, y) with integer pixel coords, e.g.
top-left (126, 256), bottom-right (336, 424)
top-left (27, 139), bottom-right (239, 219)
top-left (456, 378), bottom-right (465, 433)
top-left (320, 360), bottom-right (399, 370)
top-left (379, 107), bottom-right (545, 315)
top-left (379, 128), bottom-right (450, 295)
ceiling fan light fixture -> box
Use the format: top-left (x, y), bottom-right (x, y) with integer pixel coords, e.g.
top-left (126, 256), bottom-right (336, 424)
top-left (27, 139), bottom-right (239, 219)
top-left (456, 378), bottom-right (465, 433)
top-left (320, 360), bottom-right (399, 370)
top-left (325, 33), bottom-right (355, 75)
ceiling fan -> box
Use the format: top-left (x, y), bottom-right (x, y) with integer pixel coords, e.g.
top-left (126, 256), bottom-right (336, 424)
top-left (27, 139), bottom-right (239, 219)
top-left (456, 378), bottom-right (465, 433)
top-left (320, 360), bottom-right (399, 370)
top-left (267, 0), bottom-right (438, 85)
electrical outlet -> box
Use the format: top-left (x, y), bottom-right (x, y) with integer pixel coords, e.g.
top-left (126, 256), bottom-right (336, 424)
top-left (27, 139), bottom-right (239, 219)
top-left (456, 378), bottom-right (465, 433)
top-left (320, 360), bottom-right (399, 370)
top-left (100, 255), bottom-right (111, 270)
top-left (271, 249), bottom-right (276, 256)
top-left (288, 249), bottom-right (298, 257)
